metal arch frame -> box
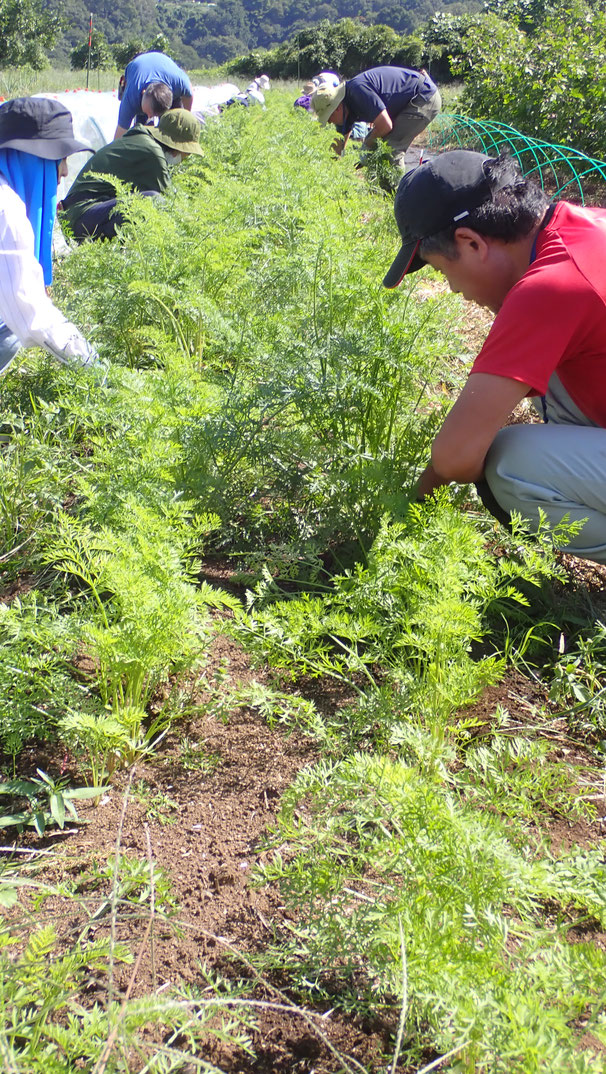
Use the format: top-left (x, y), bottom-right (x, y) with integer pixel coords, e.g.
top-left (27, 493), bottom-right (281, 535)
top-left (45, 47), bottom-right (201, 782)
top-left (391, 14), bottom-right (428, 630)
top-left (426, 114), bottom-right (606, 204)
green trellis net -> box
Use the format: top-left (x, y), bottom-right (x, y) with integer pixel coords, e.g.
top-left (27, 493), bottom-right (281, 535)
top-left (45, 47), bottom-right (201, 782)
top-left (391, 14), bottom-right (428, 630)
top-left (426, 114), bottom-right (606, 204)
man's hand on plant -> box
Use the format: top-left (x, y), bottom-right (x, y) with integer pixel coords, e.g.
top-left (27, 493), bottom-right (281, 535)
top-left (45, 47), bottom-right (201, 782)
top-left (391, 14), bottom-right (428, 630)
top-left (331, 135), bottom-right (345, 156)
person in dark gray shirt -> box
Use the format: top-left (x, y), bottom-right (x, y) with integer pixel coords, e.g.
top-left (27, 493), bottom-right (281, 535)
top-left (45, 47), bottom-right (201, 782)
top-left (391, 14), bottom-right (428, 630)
top-left (311, 66), bottom-right (441, 169)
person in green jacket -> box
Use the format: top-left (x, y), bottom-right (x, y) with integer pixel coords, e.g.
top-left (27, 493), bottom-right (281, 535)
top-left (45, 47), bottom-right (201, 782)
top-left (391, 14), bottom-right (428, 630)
top-left (60, 109), bottom-right (203, 242)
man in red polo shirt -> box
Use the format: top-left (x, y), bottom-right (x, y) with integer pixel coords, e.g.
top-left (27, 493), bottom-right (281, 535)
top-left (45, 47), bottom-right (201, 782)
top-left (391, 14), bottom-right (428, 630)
top-left (383, 149), bottom-right (606, 563)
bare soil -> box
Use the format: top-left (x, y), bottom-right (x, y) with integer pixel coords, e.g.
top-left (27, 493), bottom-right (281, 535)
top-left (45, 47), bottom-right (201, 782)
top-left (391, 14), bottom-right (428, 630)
top-left (13, 627), bottom-right (410, 1072)
top-left (8, 584), bottom-right (605, 1073)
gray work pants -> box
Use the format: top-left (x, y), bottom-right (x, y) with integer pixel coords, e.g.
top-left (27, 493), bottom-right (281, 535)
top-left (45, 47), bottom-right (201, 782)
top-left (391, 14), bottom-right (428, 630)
top-left (386, 90), bottom-right (442, 169)
top-left (483, 375), bottom-right (606, 563)
top-left (0, 321), bottom-right (21, 373)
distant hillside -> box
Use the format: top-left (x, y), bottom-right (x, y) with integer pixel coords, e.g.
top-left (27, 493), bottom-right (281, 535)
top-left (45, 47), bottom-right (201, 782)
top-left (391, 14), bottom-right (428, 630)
top-left (48, 0), bottom-right (481, 68)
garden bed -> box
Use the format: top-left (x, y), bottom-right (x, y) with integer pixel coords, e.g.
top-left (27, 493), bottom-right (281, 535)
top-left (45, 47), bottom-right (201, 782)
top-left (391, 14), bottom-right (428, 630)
top-left (1, 92), bottom-right (606, 1072)
top-left (9, 617), bottom-right (605, 1072)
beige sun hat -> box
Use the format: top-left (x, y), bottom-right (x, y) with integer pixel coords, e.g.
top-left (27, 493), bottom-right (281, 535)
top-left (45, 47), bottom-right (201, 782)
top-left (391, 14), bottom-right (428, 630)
top-left (149, 108), bottom-right (203, 156)
top-left (310, 82), bottom-right (346, 126)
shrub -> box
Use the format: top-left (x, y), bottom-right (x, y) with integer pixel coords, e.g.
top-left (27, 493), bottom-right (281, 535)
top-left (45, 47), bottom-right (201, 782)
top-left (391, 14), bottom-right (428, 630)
top-left (227, 18), bottom-right (429, 79)
top-left (70, 28), bottom-right (116, 71)
top-left (451, 0), bottom-right (606, 157)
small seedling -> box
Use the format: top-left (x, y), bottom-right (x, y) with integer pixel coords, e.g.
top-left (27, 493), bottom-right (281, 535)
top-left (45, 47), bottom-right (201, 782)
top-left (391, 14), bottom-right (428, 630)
top-left (0, 769), bottom-right (105, 835)
top-left (133, 779), bottom-right (179, 825)
top-left (178, 736), bottom-right (221, 774)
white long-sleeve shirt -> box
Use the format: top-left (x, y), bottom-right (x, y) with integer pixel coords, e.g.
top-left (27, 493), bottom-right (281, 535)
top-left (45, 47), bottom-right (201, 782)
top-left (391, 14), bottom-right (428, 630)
top-left (0, 174), bottom-right (94, 364)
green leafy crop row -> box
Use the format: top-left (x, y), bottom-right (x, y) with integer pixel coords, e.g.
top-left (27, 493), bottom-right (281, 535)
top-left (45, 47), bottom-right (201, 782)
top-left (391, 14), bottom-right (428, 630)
top-left (0, 89), bottom-right (604, 1073)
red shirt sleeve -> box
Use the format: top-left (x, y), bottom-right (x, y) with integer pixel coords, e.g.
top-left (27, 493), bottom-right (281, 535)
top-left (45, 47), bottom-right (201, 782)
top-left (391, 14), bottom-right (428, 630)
top-left (471, 243), bottom-right (600, 396)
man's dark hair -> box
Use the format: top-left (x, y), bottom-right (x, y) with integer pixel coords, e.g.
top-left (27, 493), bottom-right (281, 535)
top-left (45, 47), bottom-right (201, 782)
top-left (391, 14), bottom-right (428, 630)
top-left (142, 82), bottom-right (173, 116)
top-left (419, 154), bottom-right (550, 261)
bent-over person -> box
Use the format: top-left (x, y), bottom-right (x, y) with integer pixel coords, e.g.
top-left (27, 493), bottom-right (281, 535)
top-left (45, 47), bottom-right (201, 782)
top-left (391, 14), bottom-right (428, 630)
top-left (115, 51), bottom-right (193, 138)
top-left (61, 109), bottom-right (203, 243)
top-left (311, 65), bottom-right (441, 169)
top-left (383, 150), bottom-right (606, 563)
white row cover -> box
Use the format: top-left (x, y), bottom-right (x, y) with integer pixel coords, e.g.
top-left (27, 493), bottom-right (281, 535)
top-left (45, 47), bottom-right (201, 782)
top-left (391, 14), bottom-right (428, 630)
top-left (191, 82), bottom-right (241, 120)
top-left (35, 83), bottom-right (249, 196)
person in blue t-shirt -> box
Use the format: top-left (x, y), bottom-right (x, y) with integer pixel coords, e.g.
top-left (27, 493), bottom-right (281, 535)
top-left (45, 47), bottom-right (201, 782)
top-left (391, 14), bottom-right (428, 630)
top-left (311, 66), bottom-right (441, 169)
top-left (115, 51), bottom-right (193, 138)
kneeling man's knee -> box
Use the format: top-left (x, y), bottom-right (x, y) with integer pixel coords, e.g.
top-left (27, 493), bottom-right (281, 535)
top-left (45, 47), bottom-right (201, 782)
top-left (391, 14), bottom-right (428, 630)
top-left (483, 426), bottom-right (530, 512)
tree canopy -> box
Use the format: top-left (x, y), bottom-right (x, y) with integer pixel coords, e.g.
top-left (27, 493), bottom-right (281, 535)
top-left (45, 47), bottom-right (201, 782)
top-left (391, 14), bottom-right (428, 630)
top-left (0, 0), bottom-right (60, 69)
top-left (41, 0), bottom-right (482, 69)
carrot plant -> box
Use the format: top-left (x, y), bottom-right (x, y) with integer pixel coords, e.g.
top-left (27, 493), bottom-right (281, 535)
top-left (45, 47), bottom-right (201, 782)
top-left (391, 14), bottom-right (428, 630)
top-left (53, 95), bottom-right (465, 561)
top-left (235, 500), bottom-right (563, 736)
top-left (40, 505), bottom-right (238, 772)
top-left (550, 621), bottom-right (606, 742)
top-left (257, 753), bottom-right (606, 1073)
top-left (0, 592), bottom-right (97, 767)
top-left (0, 85), bottom-right (604, 1074)
top-left (0, 901), bottom-right (256, 1072)
top-left (0, 398), bottom-right (79, 568)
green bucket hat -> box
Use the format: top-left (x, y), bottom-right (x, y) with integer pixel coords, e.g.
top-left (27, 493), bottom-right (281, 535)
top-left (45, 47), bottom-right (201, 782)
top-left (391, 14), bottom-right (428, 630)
top-left (149, 108), bottom-right (203, 156)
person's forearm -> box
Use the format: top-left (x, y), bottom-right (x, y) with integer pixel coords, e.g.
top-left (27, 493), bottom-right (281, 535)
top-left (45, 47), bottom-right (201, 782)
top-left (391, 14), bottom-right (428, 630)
top-left (0, 241), bottom-right (90, 361)
top-left (415, 463), bottom-right (449, 500)
top-left (363, 109), bottom-right (392, 148)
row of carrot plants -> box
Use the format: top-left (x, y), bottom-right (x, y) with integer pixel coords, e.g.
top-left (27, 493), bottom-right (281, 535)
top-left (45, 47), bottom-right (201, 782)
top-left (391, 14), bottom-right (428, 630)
top-left (0, 88), bottom-right (605, 1070)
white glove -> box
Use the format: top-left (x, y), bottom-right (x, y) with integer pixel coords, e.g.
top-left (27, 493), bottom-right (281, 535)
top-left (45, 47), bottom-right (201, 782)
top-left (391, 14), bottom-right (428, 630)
top-left (48, 332), bottom-right (109, 382)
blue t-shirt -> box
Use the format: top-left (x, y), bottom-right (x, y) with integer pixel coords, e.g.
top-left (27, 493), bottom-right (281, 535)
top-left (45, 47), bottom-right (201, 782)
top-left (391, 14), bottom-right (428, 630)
top-left (118, 52), bottom-right (192, 130)
top-left (341, 66), bottom-right (437, 135)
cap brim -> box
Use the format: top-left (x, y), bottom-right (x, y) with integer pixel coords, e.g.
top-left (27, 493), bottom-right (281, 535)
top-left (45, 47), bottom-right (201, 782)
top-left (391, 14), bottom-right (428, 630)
top-left (0, 136), bottom-right (93, 159)
top-left (383, 238), bottom-right (425, 288)
top-left (315, 83), bottom-right (345, 126)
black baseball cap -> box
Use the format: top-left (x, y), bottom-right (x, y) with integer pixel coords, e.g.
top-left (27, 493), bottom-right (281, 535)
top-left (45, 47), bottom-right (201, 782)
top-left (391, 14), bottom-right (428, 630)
top-left (383, 150), bottom-right (518, 288)
top-left (0, 97), bottom-right (92, 160)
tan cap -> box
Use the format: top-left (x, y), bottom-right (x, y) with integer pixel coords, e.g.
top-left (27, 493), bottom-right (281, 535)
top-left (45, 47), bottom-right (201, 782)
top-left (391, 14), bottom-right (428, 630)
top-left (310, 82), bottom-right (346, 126)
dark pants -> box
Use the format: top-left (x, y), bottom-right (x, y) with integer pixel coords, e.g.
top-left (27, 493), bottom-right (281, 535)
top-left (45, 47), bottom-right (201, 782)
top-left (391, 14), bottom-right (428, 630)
top-left (72, 191), bottom-right (161, 242)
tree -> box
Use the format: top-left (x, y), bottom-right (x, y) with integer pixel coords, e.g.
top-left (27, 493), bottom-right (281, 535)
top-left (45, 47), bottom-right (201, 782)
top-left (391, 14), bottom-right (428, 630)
top-left (71, 27), bottom-right (116, 69)
top-left (112, 34), bottom-right (170, 70)
top-left (48, 0), bottom-right (485, 68)
top-left (227, 17), bottom-right (429, 78)
top-left (112, 37), bottom-right (146, 69)
top-left (0, 0), bottom-right (60, 69)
